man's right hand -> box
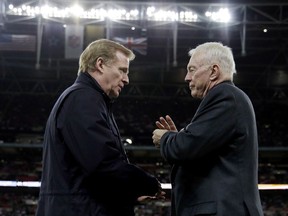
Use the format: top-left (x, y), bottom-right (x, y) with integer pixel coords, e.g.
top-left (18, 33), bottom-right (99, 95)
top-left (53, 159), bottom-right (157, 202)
top-left (137, 191), bottom-right (166, 203)
top-left (155, 115), bottom-right (178, 132)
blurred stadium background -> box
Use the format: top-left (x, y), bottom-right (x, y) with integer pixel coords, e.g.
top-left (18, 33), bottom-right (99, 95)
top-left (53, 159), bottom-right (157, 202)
top-left (0, 0), bottom-right (288, 215)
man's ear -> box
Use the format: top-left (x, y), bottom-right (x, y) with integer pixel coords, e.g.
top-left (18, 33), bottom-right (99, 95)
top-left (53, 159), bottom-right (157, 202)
top-left (95, 57), bottom-right (105, 73)
top-left (210, 64), bottom-right (220, 81)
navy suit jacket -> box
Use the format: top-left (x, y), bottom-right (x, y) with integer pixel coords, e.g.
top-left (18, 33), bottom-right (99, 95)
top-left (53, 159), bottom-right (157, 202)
top-left (160, 81), bottom-right (264, 216)
top-left (36, 72), bottom-right (159, 216)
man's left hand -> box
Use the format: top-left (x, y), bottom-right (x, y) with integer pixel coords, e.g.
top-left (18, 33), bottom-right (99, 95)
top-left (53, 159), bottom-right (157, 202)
top-left (152, 129), bottom-right (168, 148)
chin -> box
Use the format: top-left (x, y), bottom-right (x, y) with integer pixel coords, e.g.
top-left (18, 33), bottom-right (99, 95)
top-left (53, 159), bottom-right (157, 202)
top-left (112, 92), bottom-right (120, 99)
top-left (192, 93), bottom-right (201, 99)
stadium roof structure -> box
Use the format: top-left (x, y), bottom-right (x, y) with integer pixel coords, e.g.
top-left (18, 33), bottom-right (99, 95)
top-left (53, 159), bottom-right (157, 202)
top-left (1, 0), bottom-right (288, 102)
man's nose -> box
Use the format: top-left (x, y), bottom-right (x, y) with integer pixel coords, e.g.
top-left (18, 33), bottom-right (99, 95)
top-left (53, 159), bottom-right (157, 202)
top-left (123, 74), bottom-right (129, 85)
top-left (184, 72), bottom-right (191, 82)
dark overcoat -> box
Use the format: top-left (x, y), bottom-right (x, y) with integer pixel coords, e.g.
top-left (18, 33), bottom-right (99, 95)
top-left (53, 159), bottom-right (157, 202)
top-left (160, 81), bottom-right (264, 216)
top-left (36, 72), bottom-right (159, 216)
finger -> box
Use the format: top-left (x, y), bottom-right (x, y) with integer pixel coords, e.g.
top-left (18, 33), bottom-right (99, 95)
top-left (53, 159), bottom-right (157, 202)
top-left (159, 117), bottom-right (170, 129)
top-left (166, 115), bottom-right (177, 131)
top-left (152, 135), bottom-right (160, 147)
top-left (154, 140), bottom-right (160, 148)
top-left (152, 135), bottom-right (156, 144)
top-left (137, 196), bottom-right (154, 202)
top-left (155, 191), bottom-right (166, 199)
top-left (155, 121), bottom-right (164, 129)
top-left (165, 115), bottom-right (175, 126)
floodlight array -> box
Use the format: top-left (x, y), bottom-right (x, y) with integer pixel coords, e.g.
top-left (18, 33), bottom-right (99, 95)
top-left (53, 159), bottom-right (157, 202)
top-left (7, 4), bottom-right (231, 23)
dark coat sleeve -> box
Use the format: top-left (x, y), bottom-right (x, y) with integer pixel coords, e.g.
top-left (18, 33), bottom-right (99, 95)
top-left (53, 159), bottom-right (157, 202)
top-left (57, 88), bottom-right (159, 200)
top-left (160, 86), bottom-right (238, 164)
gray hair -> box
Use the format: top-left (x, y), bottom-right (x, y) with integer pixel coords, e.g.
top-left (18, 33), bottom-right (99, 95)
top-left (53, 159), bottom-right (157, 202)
top-left (188, 42), bottom-right (236, 76)
top-left (78, 39), bottom-right (135, 76)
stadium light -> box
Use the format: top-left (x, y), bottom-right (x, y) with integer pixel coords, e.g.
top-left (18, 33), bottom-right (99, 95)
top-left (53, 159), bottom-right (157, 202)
top-left (6, 3), bottom-right (230, 23)
top-left (205, 8), bottom-right (231, 23)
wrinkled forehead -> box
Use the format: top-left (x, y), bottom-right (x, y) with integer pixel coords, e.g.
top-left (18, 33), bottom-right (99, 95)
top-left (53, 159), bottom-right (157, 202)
top-left (187, 51), bottom-right (205, 68)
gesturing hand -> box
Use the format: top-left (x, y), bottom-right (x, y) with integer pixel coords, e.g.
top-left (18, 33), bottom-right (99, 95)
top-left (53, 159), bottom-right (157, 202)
top-left (156, 115), bottom-right (178, 132)
top-left (137, 190), bottom-right (166, 203)
top-left (152, 115), bottom-right (178, 148)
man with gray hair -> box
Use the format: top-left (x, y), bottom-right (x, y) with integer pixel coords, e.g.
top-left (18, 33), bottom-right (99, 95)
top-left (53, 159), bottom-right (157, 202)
top-left (152, 42), bottom-right (263, 216)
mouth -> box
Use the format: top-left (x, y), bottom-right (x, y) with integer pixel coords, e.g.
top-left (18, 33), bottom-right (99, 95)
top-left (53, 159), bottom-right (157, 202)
top-left (118, 86), bottom-right (123, 92)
